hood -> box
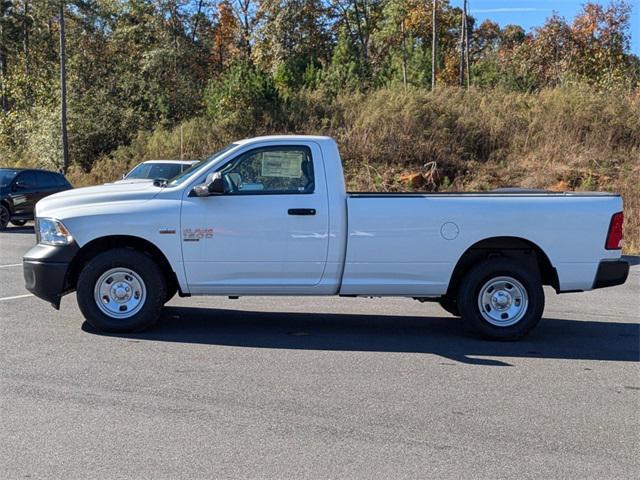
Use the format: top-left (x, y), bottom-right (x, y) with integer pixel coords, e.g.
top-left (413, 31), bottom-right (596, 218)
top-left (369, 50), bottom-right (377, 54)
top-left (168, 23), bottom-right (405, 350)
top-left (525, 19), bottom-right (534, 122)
top-left (36, 181), bottom-right (163, 219)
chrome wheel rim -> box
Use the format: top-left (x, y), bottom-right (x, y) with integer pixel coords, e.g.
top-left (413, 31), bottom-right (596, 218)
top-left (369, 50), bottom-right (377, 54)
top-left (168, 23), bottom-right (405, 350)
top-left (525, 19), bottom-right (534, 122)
top-left (94, 268), bottom-right (146, 319)
top-left (478, 276), bottom-right (528, 327)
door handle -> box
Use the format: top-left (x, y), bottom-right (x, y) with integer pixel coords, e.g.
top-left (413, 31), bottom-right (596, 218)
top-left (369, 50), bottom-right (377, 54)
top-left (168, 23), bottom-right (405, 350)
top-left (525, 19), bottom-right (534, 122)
top-left (288, 208), bottom-right (316, 216)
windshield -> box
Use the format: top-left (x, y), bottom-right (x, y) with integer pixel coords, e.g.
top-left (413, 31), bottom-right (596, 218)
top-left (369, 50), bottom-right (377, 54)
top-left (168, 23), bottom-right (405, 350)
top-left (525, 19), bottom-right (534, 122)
top-left (168, 143), bottom-right (238, 186)
top-left (0, 169), bottom-right (19, 187)
top-left (125, 162), bottom-right (187, 181)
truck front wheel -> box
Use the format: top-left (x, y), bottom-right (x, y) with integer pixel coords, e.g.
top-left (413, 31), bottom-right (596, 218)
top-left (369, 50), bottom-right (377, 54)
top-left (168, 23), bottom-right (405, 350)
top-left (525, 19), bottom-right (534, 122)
top-left (77, 248), bottom-right (166, 332)
top-left (164, 282), bottom-right (178, 304)
top-left (438, 298), bottom-right (460, 317)
top-left (457, 258), bottom-right (544, 340)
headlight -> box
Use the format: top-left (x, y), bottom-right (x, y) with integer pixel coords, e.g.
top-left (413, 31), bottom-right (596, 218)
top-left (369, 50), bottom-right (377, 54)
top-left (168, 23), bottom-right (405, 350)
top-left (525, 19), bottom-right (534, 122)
top-left (36, 218), bottom-right (73, 246)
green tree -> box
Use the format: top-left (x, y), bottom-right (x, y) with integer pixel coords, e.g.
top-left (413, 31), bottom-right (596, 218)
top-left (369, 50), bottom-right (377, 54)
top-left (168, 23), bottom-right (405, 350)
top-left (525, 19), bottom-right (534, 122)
top-left (318, 29), bottom-right (366, 96)
top-left (203, 60), bottom-right (279, 132)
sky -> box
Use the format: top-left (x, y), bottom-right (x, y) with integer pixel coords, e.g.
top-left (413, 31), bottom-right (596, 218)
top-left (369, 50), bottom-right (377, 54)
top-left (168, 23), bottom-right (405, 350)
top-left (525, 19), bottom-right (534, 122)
top-left (450, 0), bottom-right (640, 55)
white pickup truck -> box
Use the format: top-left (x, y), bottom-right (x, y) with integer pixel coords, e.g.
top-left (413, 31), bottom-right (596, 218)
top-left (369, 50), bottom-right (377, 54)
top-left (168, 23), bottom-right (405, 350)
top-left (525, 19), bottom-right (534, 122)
top-left (23, 136), bottom-right (629, 339)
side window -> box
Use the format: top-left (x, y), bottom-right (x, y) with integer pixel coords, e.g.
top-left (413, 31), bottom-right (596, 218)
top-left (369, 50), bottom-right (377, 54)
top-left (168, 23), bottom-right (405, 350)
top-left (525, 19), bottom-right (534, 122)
top-left (219, 146), bottom-right (314, 194)
top-left (36, 171), bottom-right (56, 188)
top-left (16, 171), bottom-right (37, 187)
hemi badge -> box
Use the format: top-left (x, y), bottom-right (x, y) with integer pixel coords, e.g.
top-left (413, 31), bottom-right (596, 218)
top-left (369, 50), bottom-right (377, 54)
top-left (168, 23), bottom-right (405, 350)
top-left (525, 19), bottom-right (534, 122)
top-left (159, 228), bottom-right (176, 235)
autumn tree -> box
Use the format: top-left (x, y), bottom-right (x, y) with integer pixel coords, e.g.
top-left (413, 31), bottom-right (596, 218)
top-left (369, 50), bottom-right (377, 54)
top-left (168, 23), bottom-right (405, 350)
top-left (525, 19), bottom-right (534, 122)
top-left (570, 1), bottom-right (632, 86)
top-left (254, 0), bottom-right (331, 92)
top-left (212, 1), bottom-right (241, 72)
top-left (0, 0), bottom-right (637, 175)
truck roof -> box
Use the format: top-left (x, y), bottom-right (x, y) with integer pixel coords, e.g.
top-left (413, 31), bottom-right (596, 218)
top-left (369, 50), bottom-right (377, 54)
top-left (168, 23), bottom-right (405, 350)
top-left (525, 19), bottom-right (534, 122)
top-left (235, 135), bottom-right (335, 145)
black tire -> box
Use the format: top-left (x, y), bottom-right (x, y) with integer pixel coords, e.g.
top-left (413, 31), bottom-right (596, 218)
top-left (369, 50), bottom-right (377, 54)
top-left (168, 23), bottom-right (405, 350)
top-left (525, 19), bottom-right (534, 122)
top-left (10, 219), bottom-right (27, 226)
top-left (457, 257), bottom-right (544, 340)
top-left (438, 298), bottom-right (460, 317)
top-left (77, 248), bottom-right (166, 333)
top-left (0, 205), bottom-right (9, 230)
top-left (164, 282), bottom-right (178, 304)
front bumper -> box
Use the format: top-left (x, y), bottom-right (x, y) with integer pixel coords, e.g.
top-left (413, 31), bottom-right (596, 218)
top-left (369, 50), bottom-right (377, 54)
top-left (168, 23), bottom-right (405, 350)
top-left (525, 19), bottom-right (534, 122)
top-left (23, 242), bottom-right (79, 309)
top-left (592, 259), bottom-right (630, 289)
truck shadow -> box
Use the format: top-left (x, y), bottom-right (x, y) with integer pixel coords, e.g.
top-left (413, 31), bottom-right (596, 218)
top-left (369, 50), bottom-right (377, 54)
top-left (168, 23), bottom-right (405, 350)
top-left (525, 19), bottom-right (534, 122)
top-left (83, 306), bottom-right (639, 366)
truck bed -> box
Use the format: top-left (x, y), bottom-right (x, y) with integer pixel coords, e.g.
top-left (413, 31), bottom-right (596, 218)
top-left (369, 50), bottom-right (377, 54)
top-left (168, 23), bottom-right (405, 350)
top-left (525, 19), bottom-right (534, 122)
top-left (348, 191), bottom-right (620, 197)
top-left (340, 191), bottom-right (623, 296)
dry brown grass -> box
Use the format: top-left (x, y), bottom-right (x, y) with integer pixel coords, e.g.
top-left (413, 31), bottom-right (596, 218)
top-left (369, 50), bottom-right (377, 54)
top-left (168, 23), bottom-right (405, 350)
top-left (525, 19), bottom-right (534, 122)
top-left (328, 86), bottom-right (640, 253)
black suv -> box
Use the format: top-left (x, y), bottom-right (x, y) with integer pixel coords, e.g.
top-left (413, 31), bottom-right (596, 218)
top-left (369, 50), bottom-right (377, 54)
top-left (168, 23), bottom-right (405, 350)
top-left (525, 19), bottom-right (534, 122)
top-left (0, 168), bottom-right (72, 230)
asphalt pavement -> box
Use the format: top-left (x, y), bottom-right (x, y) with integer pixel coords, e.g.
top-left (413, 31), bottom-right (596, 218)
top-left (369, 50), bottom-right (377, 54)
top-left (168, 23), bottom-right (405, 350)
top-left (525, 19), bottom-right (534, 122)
top-left (1, 225), bottom-right (639, 479)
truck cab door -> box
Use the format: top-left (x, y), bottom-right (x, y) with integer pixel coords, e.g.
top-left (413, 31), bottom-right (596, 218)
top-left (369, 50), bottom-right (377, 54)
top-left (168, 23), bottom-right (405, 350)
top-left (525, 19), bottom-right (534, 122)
top-left (180, 142), bottom-right (330, 294)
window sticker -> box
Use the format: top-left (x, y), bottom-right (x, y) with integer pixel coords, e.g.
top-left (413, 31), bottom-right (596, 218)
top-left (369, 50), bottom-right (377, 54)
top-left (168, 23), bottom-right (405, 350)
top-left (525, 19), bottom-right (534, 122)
top-left (261, 151), bottom-right (304, 178)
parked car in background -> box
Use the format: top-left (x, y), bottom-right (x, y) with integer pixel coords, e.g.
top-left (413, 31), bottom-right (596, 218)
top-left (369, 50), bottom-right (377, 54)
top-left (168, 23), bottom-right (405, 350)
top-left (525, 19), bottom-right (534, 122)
top-left (119, 160), bottom-right (199, 183)
top-left (0, 168), bottom-right (72, 230)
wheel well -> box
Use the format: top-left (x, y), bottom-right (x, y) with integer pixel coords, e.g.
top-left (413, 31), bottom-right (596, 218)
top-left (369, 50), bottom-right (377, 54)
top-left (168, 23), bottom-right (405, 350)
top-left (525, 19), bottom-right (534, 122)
top-left (446, 237), bottom-right (559, 298)
top-left (66, 235), bottom-right (179, 295)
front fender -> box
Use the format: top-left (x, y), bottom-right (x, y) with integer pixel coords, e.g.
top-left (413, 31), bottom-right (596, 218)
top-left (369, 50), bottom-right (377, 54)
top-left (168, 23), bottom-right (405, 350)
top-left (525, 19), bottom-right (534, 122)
top-left (60, 201), bottom-right (187, 294)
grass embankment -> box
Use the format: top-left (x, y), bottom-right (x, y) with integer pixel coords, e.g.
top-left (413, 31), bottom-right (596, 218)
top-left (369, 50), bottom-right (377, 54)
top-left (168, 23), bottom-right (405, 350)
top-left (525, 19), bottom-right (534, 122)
top-left (59, 85), bottom-right (640, 253)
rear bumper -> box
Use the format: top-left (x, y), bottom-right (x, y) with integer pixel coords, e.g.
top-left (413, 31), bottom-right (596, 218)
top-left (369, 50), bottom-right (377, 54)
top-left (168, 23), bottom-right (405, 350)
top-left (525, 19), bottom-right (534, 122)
top-left (592, 260), bottom-right (629, 289)
top-left (23, 243), bottom-right (78, 309)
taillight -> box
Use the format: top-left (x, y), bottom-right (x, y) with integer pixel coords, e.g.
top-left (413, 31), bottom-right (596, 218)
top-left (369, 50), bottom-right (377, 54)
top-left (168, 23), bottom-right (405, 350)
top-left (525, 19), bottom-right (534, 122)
top-left (605, 212), bottom-right (624, 250)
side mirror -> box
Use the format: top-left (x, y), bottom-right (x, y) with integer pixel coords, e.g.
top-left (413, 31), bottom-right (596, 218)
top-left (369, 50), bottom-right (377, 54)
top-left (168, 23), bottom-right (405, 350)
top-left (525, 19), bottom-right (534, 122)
top-left (208, 173), bottom-right (225, 195)
top-left (189, 172), bottom-right (225, 197)
top-left (190, 183), bottom-right (209, 197)
top-left (13, 181), bottom-right (26, 191)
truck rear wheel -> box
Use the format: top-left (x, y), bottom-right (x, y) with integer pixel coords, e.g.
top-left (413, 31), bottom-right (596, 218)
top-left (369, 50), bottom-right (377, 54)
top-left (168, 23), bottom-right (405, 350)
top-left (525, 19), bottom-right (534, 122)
top-left (77, 248), bottom-right (166, 333)
top-left (457, 257), bottom-right (544, 340)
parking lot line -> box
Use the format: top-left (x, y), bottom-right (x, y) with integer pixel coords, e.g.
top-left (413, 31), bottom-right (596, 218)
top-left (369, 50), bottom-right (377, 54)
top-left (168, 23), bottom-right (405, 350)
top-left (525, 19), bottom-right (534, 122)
top-left (0, 263), bottom-right (22, 268)
top-left (0, 294), bottom-right (33, 302)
